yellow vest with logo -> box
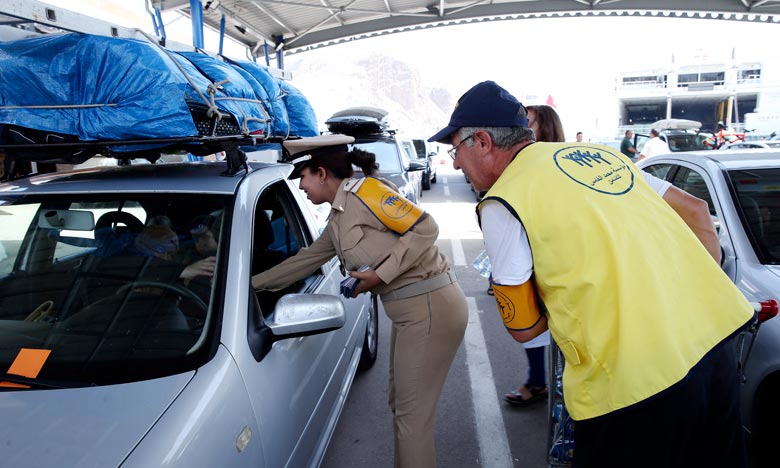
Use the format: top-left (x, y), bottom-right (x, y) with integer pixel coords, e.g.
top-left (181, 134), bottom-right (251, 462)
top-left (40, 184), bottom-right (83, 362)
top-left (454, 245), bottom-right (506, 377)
top-left (479, 142), bottom-right (753, 420)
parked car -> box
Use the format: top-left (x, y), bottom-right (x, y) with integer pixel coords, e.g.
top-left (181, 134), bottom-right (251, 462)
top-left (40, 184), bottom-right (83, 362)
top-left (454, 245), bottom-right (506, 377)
top-left (325, 107), bottom-right (425, 203)
top-left (0, 160), bottom-right (378, 468)
top-left (410, 138), bottom-right (438, 190)
top-left (635, 118), bottom-right (714, 154)
top-left (397, 137), bottom-right (425, 199)
top-left (720, 140), bottom-right (780, 150)
top-left (638, 149), bottom-right (780, 466)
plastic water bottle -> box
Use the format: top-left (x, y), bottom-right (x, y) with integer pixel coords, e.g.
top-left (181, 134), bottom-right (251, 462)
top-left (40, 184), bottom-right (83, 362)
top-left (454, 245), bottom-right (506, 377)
top-left (471, 250), bottom-right (492, 278)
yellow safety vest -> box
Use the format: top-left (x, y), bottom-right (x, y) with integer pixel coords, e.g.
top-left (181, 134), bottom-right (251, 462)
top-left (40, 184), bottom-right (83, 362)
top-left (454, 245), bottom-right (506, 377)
top-left (479, 142), bottom-right (753, 420)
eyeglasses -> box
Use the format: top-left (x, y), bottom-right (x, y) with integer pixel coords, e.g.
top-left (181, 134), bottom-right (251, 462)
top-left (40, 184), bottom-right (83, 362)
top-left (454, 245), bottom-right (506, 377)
top-left (448, 134), bottom-right (474, 160)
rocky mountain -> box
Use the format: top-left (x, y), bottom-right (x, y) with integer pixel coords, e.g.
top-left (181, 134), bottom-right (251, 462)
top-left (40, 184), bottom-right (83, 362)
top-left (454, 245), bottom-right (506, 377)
top-left (285, 52), bottom-right (454, 139)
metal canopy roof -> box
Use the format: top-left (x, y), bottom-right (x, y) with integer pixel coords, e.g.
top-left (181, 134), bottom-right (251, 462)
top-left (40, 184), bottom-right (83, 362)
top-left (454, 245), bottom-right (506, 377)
top-left (153, 0), bottom-right (780, 57)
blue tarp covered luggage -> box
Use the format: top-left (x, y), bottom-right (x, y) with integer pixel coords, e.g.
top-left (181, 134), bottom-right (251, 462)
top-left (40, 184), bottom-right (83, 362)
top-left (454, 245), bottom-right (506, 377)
top-left (0, 33), bottom-right (318, 148)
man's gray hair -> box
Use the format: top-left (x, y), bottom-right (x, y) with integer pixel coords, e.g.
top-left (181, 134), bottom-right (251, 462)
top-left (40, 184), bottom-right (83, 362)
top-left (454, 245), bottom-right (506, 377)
top-left (457, 126), bottom-right (534, 149)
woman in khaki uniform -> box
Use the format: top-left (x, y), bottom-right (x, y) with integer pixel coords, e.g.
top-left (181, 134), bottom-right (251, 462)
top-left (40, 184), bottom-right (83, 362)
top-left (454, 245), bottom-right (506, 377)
top-left (252, 134), bottom-right (468, 468)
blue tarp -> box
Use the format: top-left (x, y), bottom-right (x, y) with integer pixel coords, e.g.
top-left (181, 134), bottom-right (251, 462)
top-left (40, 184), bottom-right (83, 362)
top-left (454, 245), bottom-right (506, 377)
top-left (0, 33), bottom-right (318, 145)
top-left (230, 60), bottom-right (290, 137)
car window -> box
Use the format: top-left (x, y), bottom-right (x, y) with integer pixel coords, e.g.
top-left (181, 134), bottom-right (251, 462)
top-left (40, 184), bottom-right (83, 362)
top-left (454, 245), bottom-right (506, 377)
top-left (52, 201), bottom-right (147, 262)
top-left (398, 142), bottom-right (412, 168)
top-left (252, 182), bottom-right (321, 318)
top-left (0, 201), bottom-right (37, 277)
top-left (670, 167), bottom-right (717, 216)
top-left (351, 141), bottom-right (402, 172)
top-left (412, 139), bottom-right (427, 159)
top-left (728, 168), bottom-right (780, 265)
top-left (642, 163), bottom-right (674, 181)
top-left (400, 140), bottom-right (417, 162)
top-left (0, 194), bottom-right (229, 386)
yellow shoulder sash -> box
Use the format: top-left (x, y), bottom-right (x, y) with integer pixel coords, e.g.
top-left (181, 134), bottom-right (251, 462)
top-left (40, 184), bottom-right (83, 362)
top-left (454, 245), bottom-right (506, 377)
top-left (345, 177), bottom-right (425, 234)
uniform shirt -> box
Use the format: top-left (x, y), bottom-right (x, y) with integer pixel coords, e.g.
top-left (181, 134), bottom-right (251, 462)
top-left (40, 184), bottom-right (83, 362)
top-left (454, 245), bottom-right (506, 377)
top-left (482, 173), bottom-right (671, 349)
top-left (253, 178), bottom-right (449, 295)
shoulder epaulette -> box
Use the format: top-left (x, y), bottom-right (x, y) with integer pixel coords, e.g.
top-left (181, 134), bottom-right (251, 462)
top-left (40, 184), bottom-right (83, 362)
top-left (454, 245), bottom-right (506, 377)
top-left (348, 177), bottom-right (424, 234)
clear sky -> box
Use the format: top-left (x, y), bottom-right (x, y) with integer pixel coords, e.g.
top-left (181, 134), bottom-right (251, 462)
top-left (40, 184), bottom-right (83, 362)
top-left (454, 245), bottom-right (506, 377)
top-left (55, 1), bottom-right (780, 139)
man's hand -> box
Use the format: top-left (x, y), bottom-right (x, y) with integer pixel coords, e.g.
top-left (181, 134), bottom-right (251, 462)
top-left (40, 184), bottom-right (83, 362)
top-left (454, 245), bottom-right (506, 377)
top-left (180, 256), bottom-right (216, 280)
top-left (348, 268), bottom-right (383, 297)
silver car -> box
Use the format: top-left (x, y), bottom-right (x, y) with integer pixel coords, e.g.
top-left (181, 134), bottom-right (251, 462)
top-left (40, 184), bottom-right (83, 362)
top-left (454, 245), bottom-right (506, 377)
top-left (351, 134), bottom-right (425, 203)
top-left (638, 150), bottom-right (780, 466)
top-left (0, 161), bottom-right (378, 467)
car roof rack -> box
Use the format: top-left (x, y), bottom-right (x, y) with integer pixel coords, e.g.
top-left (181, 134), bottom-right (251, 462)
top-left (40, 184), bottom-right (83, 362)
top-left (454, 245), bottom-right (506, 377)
top-left (0, 4), bottom-right (320, 181)
top-left (325, 107), bottom-right (397, 136)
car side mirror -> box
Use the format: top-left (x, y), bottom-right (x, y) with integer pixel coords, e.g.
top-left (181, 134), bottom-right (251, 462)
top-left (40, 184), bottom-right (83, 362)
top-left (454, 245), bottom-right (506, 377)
top-left (408, 160), bottom-right (426, 172)
top-left (265, 293), bottom-right (345, 339)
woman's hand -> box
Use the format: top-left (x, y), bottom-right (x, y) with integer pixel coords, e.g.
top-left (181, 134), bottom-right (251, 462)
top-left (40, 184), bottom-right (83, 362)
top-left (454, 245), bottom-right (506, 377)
top-left (349, 268), bottom-right (383, 297)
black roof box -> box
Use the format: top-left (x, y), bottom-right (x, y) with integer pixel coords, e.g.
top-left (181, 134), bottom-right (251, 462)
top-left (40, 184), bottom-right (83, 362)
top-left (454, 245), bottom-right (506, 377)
top-left (325, 106), bottom-right (392, 136)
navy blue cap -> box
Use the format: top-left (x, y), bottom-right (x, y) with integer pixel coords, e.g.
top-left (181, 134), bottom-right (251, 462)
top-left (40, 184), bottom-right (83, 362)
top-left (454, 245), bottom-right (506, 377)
top-left (428, 81), bottom-right (528, 144)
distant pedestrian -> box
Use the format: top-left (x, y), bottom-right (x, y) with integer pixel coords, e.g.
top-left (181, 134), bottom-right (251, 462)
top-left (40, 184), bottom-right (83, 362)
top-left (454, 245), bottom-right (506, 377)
top-left (638, 128), bottom-right (670, 160)
top-left (575, 131), bottom-right (583, 142)
top-left (620, 130), bottom-right (639, 160)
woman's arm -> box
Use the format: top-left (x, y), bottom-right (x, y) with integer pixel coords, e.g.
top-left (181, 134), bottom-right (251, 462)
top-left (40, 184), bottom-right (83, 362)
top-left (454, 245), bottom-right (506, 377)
top-left (251, 227), bottom-right (338, 290)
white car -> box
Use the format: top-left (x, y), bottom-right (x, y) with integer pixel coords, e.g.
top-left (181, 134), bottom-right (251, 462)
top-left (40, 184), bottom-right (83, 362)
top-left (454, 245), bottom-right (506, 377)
top-left (638, 149), bottom-right (780, 466)
top-left (720, 140), bottom-right (780, 150)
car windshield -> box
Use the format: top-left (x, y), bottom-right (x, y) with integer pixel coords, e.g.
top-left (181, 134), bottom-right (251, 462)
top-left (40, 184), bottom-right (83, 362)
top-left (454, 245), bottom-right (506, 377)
top-left (351, 140), bottom-right (402, 173)
top-left (728, 168), bottom-right (780, 265)
top-left (0, 194), bottom-right (229, 387)
top-left (667, 133), bottom-right (713, 152)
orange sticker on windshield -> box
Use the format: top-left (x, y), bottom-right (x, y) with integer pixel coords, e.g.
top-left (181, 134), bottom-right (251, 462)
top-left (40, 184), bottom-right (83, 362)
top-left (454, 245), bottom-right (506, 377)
top-left (7, 348), bottom-right (51, 378)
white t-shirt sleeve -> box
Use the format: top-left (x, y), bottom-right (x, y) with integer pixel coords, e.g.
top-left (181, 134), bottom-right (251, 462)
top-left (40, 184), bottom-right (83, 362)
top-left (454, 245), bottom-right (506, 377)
top-left (642, 171), bottom-right (671, 196)
top-left (480, 200), bottom-right (533, 286)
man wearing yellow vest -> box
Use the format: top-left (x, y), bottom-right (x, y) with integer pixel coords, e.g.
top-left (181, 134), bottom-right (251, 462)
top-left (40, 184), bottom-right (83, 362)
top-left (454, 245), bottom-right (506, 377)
top-left (429, 81), bottom-right (754, 468)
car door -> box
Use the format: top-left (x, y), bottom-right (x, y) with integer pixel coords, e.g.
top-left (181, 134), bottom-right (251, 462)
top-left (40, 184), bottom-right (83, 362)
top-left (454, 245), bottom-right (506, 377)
top-left (233, 176), bottom-right (359, 468)
top-left (645, 160), bottom-right (738, 280)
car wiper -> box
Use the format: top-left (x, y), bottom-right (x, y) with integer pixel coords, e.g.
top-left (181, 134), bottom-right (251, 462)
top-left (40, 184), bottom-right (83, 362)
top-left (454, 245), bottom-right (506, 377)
top-left (0, 373), bottom-right (89, 390)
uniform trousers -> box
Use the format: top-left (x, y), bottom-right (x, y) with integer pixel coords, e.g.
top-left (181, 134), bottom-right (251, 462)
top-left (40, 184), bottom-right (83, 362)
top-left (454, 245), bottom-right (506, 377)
top-left (572, 338), bottom-right (746, 468)
top-left (382, 281), bottom-right (468, 468)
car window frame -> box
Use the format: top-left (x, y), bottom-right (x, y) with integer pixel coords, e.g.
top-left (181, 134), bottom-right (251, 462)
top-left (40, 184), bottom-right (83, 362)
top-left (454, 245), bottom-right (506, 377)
top-left (247, 179), bottom-right (334, 361)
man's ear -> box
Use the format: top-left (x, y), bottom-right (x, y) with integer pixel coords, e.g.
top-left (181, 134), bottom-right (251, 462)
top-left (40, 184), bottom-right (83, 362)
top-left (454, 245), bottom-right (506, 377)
top-left (473, 130), bottom-right (492, 150)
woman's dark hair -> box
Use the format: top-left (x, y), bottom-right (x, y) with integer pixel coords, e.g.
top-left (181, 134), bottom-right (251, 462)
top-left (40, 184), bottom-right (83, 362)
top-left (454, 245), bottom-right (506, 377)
top-left (307, 147), bottom-right (378, 179)
top-left (527, 105), bottom-right (565, 143)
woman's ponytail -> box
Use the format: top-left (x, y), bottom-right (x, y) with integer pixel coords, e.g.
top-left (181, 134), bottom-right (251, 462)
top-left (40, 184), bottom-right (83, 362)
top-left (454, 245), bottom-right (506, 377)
top-left (347, 148), bottom-right (378, 177)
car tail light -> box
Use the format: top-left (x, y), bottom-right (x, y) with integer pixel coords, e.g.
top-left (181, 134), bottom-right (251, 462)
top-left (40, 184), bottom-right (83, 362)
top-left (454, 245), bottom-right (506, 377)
top-left (752, 299), bottom-right (779, 323)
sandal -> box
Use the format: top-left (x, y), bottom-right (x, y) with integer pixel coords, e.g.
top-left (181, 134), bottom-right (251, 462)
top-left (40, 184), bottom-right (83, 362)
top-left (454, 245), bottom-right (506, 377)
top-left (503, 386), bottom-right (548, 406)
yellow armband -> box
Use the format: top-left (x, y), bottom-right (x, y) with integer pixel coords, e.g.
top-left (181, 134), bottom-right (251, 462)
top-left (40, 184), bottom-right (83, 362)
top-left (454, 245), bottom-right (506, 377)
top-left (346, 177), bottom-right (425, 234)
top-left (493, 281), bottom-right (542, 331)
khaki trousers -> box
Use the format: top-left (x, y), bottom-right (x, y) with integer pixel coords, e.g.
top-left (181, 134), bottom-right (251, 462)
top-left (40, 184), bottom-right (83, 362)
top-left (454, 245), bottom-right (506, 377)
top-left (382, 281), bottom-right (468, 468)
